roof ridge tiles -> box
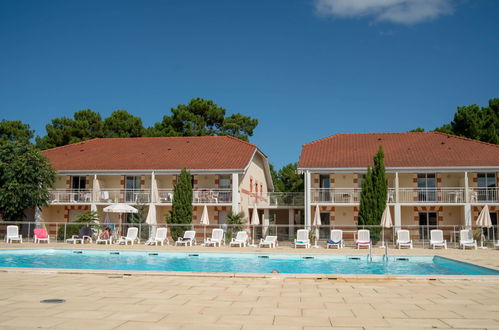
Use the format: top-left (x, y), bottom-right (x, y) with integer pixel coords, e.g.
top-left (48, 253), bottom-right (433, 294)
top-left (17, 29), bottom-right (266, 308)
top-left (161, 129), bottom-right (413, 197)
top-left (430, 131), bottom-right (499, 148)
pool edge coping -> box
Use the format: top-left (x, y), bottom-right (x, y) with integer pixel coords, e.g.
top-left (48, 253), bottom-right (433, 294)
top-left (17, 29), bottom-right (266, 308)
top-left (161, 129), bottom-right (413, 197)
top-left (1, 266), bottom-right (499, 280)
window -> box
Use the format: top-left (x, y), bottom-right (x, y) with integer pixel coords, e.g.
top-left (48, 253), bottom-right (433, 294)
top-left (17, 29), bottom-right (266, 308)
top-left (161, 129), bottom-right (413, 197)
top-left (219, 175), bottom-right (231, 189)
top-left (417, 173), bottom-right (436, 202)
top-left (319, 175), bottom-right (330, 201)
top-left (71, 176), bottom-right (86, 190)
top-left (71, 176), bottom-right (86, 202)
top-left (125, 176), bottom-right (141, 203)
top-left (419, 212), bottom-right (437, 241)
top-left (477, 173), bottom-right (497, 202)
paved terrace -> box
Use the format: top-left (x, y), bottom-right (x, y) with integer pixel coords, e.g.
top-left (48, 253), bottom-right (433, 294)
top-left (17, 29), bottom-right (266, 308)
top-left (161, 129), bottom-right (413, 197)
top-left (0, 244), bottom-right (499, 329)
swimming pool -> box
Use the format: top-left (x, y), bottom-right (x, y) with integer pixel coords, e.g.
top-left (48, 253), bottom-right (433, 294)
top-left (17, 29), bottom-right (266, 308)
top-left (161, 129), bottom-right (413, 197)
top-left (0, 249), bottom-right (497, 275)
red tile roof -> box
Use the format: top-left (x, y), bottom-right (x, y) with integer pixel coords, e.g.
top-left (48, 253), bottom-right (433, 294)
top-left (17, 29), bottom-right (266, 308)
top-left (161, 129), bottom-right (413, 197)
top-left (42, 136), bottom-right (258, 171)
top-left (298, 132), bottom-right (499, 169)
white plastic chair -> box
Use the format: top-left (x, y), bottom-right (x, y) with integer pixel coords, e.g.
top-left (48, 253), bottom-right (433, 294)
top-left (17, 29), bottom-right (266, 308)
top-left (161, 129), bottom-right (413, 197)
top-left (33, 228), bottom-right (50, 244)
top-left (294, 229), bottom-right (310, 248)
top-left (327, 230), bottom-right (343, 249)
top-left (175, 230), bottom-right (196, 246)
top-left (205, 228), bottom-right (224, 247)
top-left (6, 225), bottom-right (22, 244)
top-left (459, 229), bottom-right (477, 250)
top-left (115, 227), bottom-right (139, 245)
top-left (259, 236), bottom-right (277, 248)
top-left (396, 230), bottom-right (413, 249)
top-left (430, 229), bottom-right (447, 249)
top-left (146, 228), bottom-right (168, 246)
top-left (96, 231), bottom-right (112, 245)
top-left (229, 231), bottom-right (248, 247)
top-left (356, 229), bottom-right (371, 249)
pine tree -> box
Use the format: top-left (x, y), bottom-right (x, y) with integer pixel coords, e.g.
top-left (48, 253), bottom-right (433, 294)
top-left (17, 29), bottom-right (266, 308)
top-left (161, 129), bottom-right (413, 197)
top-left (169, 168), bottom-right (193, 240)
top-left (358, 146), bottom-right (388, 243)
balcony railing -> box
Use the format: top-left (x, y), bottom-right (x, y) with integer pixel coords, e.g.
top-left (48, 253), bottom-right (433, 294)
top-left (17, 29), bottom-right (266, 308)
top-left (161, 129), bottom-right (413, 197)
top-left (250, 192), bottom-right (304, 207)
top-left (192, 189), bottom-right (232, 204)
top-left (96, 189), bottom-right (152, 203)
top-left (469, 187), bottom-right (499, 203)
top-left (311, 188), bottom-right (361, 203)
top-left (49, 189), bottom-right (92, 203)
top-left (397, 188), bottom-right (465, 203)
top-left (157, 189), bottom-right (174, 203)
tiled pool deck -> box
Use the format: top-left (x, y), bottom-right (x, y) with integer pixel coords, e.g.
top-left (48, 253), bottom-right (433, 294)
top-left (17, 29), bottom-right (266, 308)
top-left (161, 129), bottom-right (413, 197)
top-left (1, 243), bottom-right (499, 329)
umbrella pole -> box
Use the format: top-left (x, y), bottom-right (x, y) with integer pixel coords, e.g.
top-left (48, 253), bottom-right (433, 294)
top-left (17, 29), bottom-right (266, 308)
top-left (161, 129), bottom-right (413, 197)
top-left (252, 225), bottom-right (255, 246)
top-left (381, 228), bottom-right (385, 248)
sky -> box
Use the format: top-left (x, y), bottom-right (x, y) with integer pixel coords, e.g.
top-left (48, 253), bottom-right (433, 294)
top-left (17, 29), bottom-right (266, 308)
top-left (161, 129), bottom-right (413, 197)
top-left (0, 0), bottom-right (498, 168)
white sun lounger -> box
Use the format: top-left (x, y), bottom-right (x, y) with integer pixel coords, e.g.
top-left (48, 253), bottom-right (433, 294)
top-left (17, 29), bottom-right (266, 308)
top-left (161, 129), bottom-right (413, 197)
top-left (205, 228), bottom-right (224, 247)
top-left (115, 227), bottom-right (139, 245)
top-left (356, 229), bottom-right (371, 249)
top-left (430, 229), bottom-right (447, 249)
top-left (6, 225), bottom-right (22, 244)
top-left (396, 230), bottom-right (413, 249)
top-left (327, 230), bottom-right (343, 249)
top-left (229, 231), bottom-right (248, 247)
top-left (459, 229), bottom-right (477, 250)
top-left (175, 230), bottom-right (196, 246)
top-left (294, 229), bottom-right (310, 248)
top-left (259, 236), bottom-right (277, 248)
top-left (96, 232), bottom-right (112, 245)
top-left (145, 228), bottom-right (168, 246)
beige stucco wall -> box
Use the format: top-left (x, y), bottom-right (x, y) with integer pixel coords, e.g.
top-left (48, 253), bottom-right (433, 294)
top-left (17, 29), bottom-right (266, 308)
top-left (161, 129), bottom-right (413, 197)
top-left (398, 173), bottom-right (415, 188)
top-left (41, 205), bottom-right (65, 223)
top-left (195, 175), bottom-right (218, 189)
top-left (333, 173), bottom-right (355, 188)
top-left (440, 173), bottom-right (464, 187)
top-left (156, 175), bottom-right (175, 189)
top-left (440, 206), bottom-right (464, 226)
top-left (98, 175), bottom-right (121, 189)
top-left (333, 206), bottom-right (355, 226)
top-left (240, 153), bottom-right (268, 217)
top-left (53, 176), bottom-right (67, 189)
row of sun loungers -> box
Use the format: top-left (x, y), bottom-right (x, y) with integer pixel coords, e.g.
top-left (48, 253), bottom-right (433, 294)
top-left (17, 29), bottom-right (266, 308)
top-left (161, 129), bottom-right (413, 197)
top-left (1, 225), bottom-right (490, 250)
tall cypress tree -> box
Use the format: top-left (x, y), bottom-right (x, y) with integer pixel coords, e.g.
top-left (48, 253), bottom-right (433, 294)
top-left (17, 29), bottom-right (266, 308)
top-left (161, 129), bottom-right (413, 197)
top-left (358, 146), bottom-right (388, 243)
top-left (169, 168), bottom-right (193, 240)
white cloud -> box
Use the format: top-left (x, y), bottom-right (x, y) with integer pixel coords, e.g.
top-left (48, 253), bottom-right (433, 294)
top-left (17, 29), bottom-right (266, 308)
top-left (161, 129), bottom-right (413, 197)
top-left (314, 0), bottom-right (453, 25)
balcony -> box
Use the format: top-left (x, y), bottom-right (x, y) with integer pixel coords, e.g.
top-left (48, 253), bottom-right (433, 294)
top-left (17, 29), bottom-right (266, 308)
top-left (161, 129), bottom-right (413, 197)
top-left (311, 188), bottom-right (361, 204)
top-left (48, 188), bottom-right (232, 204)
top-left (49, 189), bottom-right (92, 204)
top-left (192, 189), bottom-right (232, 204)
top-left (397, 188), bottom-right (465, 203)
top-left (250, 192), bottom-right (304, 207)
top-left (469, 187), bottom-right (499, 203)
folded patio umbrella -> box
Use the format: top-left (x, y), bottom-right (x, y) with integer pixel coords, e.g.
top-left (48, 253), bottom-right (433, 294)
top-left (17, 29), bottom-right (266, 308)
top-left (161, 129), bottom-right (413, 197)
top-left (145, 203), bottom-right (157, 239)
top-left (313, 204), bottom-right (321, 247)
top-left (200, 205), bottom-right (210, 240)
top-left (476, 205), bottom-right (492, 248)
top-left (251, 205), bottom-right (260, 246)
top-left (380, 205), bottom-right (393, 248)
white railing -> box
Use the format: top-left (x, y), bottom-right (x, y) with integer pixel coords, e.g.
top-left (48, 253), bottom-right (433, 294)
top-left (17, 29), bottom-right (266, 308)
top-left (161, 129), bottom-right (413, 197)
top-left (157, 189), bottom-right (174, 203)
top-left (397, 188), bottom-right (465, 203)
top-left (49, 189), bottom-right (92, 203)
top-left (96, 189), bottom-right (151, 204)
top-left (311, 188), bottom-right (361, 203)
top-left (250, 192), bottom-right (304, 207)
top-left (192, 189), bottom-right (232, 204)
top-left (469, 187), bottom-right (499, 203)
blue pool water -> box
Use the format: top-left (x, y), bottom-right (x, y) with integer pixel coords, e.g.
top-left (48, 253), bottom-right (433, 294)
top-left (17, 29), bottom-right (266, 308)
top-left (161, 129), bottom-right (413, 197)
top-left (0, 249), bottom-right (497, 275)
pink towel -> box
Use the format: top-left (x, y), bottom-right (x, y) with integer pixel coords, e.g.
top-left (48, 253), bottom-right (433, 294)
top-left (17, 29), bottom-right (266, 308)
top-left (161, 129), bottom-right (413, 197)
top-left (34, 228), bottom-right (47, 239)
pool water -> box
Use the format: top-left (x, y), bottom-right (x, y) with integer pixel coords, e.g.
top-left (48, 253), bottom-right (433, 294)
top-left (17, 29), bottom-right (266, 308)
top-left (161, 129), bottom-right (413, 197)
top-left (0, 249), bottom-right (497, 275)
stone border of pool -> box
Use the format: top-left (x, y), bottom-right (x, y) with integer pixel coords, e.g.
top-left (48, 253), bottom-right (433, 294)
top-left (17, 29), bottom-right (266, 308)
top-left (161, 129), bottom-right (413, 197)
top-left (1, 266), bottom-right (499, 280)
top-left (1, 246), bottom-right (499, 280)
